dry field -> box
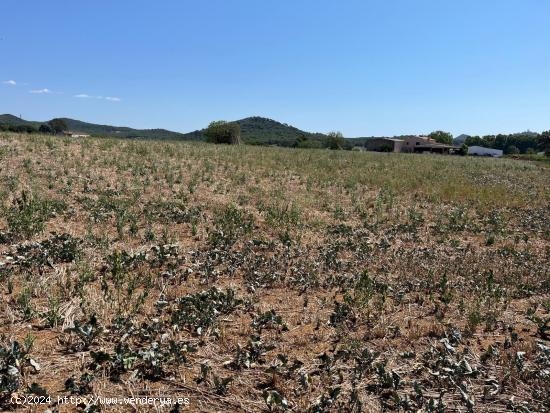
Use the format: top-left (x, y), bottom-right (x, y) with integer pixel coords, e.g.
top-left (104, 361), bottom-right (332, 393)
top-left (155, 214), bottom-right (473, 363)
top-left (0, 132), bottom-right (549, 412)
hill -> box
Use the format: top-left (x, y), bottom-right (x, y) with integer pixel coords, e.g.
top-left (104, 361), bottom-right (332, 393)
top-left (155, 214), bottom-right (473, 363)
top-left (183, 116), bottom-right (328, 146)
top-left (0, 114), bottom-right (187, 140)
top-left (57, 118), bottom-right (188, 140)
top-left (0, 114), bottom-right (41, 127)
top-left (453, 134), bottom-right (469, 145)
top-left (1, 114), bottom-right (329, 145)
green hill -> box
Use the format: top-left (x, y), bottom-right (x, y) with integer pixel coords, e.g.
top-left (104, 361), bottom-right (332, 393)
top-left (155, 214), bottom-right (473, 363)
top-left (0, 114), bottom-right (41, 127)
top-left (57, 118), bottom-right (187, 140)
top-left (183, 116), bottom-right (328, 146)
top-left (1, 114), bottom-right (331, 146)
top-left (0, 114), bottom-right (186, 140)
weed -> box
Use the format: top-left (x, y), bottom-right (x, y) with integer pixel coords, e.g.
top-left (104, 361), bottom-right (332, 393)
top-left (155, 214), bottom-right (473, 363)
top-left (6, 191), bottom-right (50, 239)
top-left (171, 288), bottom-right (242, 334)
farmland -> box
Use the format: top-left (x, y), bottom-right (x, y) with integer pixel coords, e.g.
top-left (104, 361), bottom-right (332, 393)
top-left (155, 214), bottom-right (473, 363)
top-left (0, 132), bottom-right (549, 412)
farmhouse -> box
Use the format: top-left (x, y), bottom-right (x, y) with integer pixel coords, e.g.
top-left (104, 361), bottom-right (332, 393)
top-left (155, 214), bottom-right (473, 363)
top-left (62, 131), bottom-right (90, 138)
top-left (468, 146), bottom-right (503, 157)
top-left (364, 138), bottom-right (404, 153)
top-left (401, 136), bottom-right (455, 154)
top-left (364, 136), bottom-right (456, 154)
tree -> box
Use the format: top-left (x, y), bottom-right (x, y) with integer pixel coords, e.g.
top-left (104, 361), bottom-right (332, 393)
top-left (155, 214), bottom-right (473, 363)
top-left (458, 144), bottom-right (468, 156)
top-left (204, 121), bottom-right (241, 144)
top-left (325, 131), bottom-right (345, 150)
top-left (538, 130), bottom-right (550, 156)
top-left (464, 136), bottom-right (484, 147)
top-left (10, 125), bottom-right (36, 133)
top-left (292, 134), bottom-right (323, 149)
top-left (48, 118), bottom-right (68, 134)
top-left (505, 145), bottom-right (520, 155)
top-left (429, 130), bottom-right (453, 145)
top-left (39, 124), bottom-right (53, 134)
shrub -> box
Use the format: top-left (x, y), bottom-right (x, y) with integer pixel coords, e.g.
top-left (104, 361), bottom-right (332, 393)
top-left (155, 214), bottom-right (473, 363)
top-left (429, 130), bottom-right (453, 145)
top-left (171, 288), bottom-right (242, 334)
top-left (204, 121), bottom-right (241, 144)
top-left (0, 340), bottom-right (35, 399)
top-left (48, 118), bottom-right (68, 134)
top-left (38, 124), bottom-right (53, 134)
top-left (6, 191), bottom-right (50, 239)
top-left (209, 204), bottom-right (254, 247)
top-left (506, 145), bottom-right (520, 155)
top-left (325, 131), bottom-right (345, 150)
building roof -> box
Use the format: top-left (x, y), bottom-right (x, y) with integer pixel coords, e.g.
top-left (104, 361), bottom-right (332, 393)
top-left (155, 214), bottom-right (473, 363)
top-left (63, 131), bottom-right (89, 135)
top-left (468, 146), bottom-right (503, 154)
top-left (367, 137), bottom-right (404, 142)
top-left (416, 143), bottom-right (455, 149)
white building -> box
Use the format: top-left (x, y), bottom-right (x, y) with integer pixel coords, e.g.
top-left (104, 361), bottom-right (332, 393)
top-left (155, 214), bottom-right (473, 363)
top-left (62, 131), bottom-right (90, 138)
top-left (468, 146), bottom-right (503, 158)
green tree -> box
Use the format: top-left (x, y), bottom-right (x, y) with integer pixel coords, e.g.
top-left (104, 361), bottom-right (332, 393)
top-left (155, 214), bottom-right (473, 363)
top-left (538, 130), bottom-right (550, 156)
top-left (204, 121), bottom-right (241, 144)
top-left (464, 136), bottom-right (485, 147)
top-left (506, 145), bottom-right (520, 155)
top-left (293, 134), bottom-right (323, 149)
top-left (9, 125), bottom-right (36, 133)
top-left (429, 130), bottom-right (453, 145)
top-left (325, 131), bottom-right (345, 150)
top-left (39, 124), bottom-right (53, 134)
top-left (48, 118), bottom-right (68, 134)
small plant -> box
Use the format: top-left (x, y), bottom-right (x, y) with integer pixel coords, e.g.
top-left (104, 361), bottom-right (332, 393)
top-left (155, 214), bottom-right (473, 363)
top-left (529, 314), bottom-right (550, 340)
top-left (64, 372), bottom-right (94, 395)
top-left (0, 339), bottom-right (36, 400)
top-left (16, 287), bottom-right (34, 321)
top-left (209, 204), bottom-right (254, 247)
top-left (6, 191), bottom-right (50, 239)
top-left (213, 375), bottom-right (233, 395)
top-left (265, 202), bottom-right (301, 229)
top-left (465, 306), bottom-right (482, 337)
top-left (90, 338), bottom-right (195, 381)
top-left (43, 296), bottom-right (64, 328)
top-left (231, 335), bottom-right (275, 369)
top-left (263, 389), bottom-right (288, 411)
top-left (41, 233), bottom-right (81, 262)
top-left (375, 362), bottom-right (401, 389)
top-left (171, 288), bottom-right (242, 334)
top-left (16, 233), bottom-right (81, 269)
top-left (197, 361), bottom-right (232, 394)
top-left (65, 314), bottom-right (102, 350)
top-left (306, 387), bottom-right (341, 412)
top-left (329, 301), bottom-right (355, 327)
top-left (251, 310), bottom-right (288, 333)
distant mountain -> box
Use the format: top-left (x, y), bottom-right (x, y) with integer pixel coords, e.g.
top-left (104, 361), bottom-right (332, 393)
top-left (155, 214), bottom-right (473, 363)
top-left (0, 114), bottom-right (187, 140)
top-left (454, 134), bottom-right (469, 145)
top-left (57, 118), bottom-right (188, 140)
top-left (182, 116), bottom-right (328, 146)
top-left (0, 114), bottom-right (41, 127)
top-left (1, 114), bottom-right (329, 145)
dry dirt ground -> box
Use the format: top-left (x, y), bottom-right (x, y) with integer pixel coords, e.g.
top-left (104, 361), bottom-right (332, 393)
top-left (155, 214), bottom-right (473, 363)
top-left (0, 133), bottom-right (549, 412)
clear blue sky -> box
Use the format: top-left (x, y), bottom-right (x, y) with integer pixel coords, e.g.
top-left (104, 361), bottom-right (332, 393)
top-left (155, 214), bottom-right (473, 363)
top-left (1, 0), bottom-right (549, 137)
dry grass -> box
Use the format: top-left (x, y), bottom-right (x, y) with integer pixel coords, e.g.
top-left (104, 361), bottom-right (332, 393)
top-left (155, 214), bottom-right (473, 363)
top-left (0, 132), bottom-right (549, 412)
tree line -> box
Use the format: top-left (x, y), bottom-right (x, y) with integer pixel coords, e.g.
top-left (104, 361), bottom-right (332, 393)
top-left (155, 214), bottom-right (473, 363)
top-left (0, 119), bottom-right (68, 134)
top-left (463, 131), bottom-right (550, 155)
top-left (3, 117), bottom-right (549, 156)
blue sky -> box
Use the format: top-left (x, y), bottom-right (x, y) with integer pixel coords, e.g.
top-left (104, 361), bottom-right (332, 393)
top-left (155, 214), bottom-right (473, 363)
top-left (1, 0), bottom-right (549, 137)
